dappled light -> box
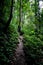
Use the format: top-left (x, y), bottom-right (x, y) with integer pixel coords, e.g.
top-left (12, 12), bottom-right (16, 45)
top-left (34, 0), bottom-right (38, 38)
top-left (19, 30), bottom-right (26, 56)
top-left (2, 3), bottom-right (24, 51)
top-left (0, 0), bottom-right (43, 65)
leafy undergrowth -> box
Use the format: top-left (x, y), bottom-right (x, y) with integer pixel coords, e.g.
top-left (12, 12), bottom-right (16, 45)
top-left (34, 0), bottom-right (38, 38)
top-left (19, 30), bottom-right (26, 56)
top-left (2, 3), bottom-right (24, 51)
top-left (23, 34), bottom-right (43, 65)
top-left (0, 24), bottom-right (18, 65)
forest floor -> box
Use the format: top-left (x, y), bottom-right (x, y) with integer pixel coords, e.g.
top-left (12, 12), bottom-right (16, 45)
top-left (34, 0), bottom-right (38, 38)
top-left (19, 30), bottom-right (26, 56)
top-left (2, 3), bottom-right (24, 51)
top-left (14, 35), bottom-right (27, 65)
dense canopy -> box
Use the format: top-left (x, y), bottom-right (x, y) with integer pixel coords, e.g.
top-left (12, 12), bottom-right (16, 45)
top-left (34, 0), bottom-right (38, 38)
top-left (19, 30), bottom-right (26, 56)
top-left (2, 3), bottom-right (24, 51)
top-left (0, 0), bottom-right (43, 65)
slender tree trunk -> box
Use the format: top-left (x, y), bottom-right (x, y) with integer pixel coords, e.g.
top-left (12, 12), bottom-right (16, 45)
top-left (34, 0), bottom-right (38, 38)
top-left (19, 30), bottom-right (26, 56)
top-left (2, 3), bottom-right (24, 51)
top-left (4, 0), bottom-right (13, 32)
top-left (35, 0), bottom-right (40, 36)
top-left (37, 0), bottom-right (41, 34)
top-left (18, 0), bottom-right (22, 33)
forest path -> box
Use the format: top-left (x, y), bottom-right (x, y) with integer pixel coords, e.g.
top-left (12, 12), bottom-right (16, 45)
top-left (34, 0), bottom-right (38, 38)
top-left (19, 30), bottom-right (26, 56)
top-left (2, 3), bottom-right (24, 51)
top-left (14, 35), bottom-right (27, 65)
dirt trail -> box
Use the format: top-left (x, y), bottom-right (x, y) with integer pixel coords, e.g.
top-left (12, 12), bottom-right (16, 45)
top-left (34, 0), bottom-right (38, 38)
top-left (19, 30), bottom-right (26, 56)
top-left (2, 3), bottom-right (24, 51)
top-left (14, 35), bottom-right (27, 65)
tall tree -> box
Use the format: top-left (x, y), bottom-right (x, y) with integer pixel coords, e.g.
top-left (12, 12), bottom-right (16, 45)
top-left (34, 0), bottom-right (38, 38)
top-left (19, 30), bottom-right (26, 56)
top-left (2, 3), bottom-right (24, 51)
top-left (35, 0), bottom-right (41, 36)
top-left (4, 0), bottom-right (13, 32)
top-left (18, 0), bottom-right (22, 33)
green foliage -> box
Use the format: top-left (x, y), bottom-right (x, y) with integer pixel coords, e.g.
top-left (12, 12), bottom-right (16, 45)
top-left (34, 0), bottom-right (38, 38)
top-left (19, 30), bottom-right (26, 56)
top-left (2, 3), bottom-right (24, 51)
top-left (23, 33), bottom-right (43, 65)
top-left (0, 24), bottom-right (18, 65)
top-left (0, 0), bottom-right (18, 64)
top-left (21, 0), bottom-right (43, 65)
top-left (0, 0), bottom-right (43, 65)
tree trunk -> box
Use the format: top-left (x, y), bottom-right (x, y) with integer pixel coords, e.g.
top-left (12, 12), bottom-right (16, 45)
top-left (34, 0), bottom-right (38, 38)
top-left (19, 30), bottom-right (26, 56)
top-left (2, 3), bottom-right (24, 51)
top-left (18, 0), bottom-right (22, 33)
top-left (35, 0), bottom-right (40, 36)
top-left (4, 0), bottom-right (13, 32)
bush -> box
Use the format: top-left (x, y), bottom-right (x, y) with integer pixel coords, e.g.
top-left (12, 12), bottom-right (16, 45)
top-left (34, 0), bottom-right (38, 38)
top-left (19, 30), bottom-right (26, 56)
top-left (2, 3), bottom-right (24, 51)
top-left (23, 34), bottom-right (43, 65)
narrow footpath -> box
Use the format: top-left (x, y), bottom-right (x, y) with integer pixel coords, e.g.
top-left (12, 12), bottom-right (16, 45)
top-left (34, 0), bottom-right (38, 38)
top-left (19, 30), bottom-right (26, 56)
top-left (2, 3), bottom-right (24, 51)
top-left (14, 35), bottom-right (27, 65)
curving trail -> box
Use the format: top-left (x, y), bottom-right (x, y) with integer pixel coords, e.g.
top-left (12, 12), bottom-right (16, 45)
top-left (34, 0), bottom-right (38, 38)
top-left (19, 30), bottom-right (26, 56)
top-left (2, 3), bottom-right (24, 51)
top-left (14, 35), bottom-right (27, 65)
